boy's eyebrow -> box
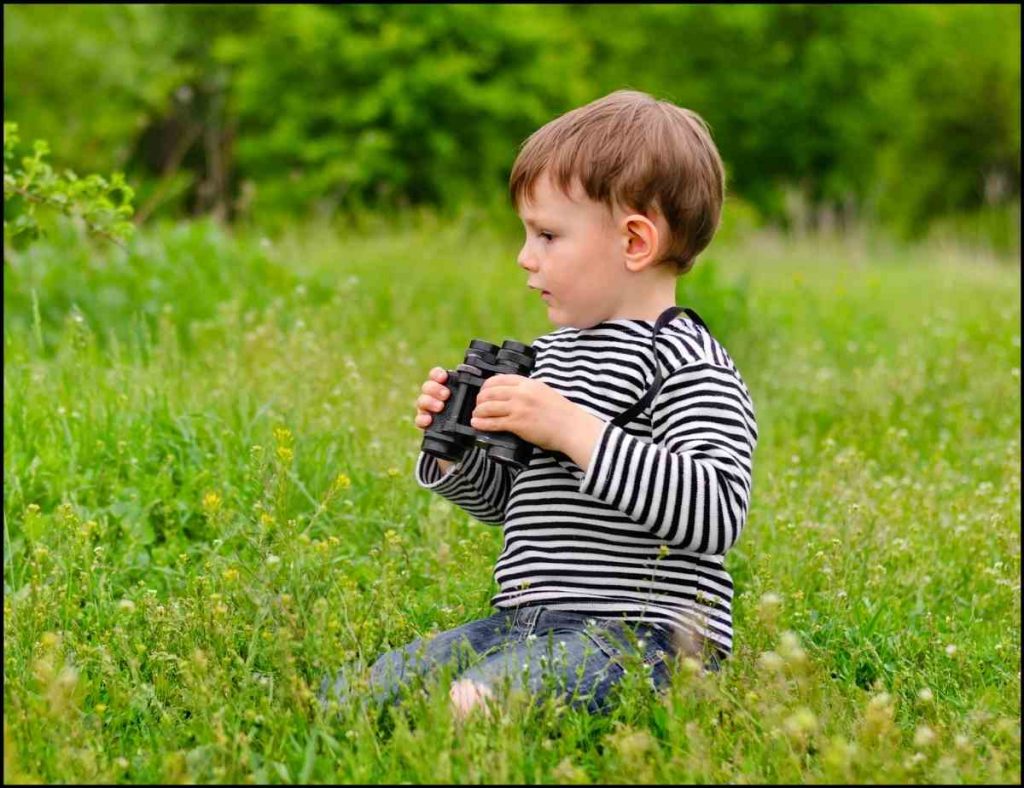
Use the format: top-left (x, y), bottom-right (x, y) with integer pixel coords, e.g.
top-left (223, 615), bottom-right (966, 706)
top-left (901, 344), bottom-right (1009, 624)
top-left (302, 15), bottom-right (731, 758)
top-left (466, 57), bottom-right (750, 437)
top-left (519, 213), bottom-right (549, 228)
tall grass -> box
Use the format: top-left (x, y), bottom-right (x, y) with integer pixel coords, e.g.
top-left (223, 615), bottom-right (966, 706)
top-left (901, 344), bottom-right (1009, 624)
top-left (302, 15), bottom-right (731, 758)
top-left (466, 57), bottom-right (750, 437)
top-left (3, 211), bottom-right (1020, 783)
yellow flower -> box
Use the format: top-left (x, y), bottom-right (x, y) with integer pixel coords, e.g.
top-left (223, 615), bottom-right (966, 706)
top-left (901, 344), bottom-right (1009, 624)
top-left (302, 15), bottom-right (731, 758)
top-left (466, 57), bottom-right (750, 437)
top-left (202, 491), bottom-right (222, 513)
top-left (276, 446), bottom-right (294, 463)
top-left (334, 473), bottom-right (352, 490)
top-left (273, 427), bottom-right (293, 445)
top-left (222, 568), bottom-right (239, 583)
top-left (386, 466), bottom-right (400, 478)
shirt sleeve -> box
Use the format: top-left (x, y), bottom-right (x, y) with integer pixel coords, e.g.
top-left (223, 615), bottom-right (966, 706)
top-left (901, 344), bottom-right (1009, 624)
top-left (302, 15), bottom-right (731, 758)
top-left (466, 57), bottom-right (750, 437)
top-left (415, 446), bottom-right (518, 525)
top-left (578, 361), bottom-right (758, 554)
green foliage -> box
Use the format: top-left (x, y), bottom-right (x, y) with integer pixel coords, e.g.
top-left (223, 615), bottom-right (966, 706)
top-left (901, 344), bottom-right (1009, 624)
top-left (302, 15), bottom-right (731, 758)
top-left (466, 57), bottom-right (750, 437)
top-left (3, 5), bottom-right (1018, 245)
top-left (214, 4), bottom-right (591, 223)
top-left (3, 219), bottom-right (1019, 783)
top-left (3, 123), bottom-right (136, 249)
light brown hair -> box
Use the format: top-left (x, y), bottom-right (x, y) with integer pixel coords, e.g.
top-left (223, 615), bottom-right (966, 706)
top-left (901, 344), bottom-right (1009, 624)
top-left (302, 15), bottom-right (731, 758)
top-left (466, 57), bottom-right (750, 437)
top-left (509, 90), bottom-right (725, 275)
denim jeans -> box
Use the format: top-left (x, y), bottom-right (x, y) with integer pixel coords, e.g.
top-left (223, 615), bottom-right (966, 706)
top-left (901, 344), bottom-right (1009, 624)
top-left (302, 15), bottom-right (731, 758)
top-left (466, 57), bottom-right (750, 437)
top-left (319, 606), bottom-right (715, 715)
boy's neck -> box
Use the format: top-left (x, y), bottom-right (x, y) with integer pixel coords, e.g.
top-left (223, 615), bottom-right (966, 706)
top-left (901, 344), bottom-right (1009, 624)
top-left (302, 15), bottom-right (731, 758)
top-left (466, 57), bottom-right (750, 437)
top-left (604, 289), bottom-right (679, 322)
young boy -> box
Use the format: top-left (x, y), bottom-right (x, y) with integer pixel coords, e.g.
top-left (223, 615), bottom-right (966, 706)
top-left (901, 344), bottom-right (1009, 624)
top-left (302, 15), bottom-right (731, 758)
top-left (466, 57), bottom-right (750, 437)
top-left (323, 89), bottom-right (757, 720)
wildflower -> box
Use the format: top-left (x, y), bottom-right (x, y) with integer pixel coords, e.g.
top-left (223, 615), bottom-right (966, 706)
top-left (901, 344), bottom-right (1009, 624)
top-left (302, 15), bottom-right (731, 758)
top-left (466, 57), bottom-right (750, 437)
top-left (783, 707), bottom-right (819, 740)
top-left (334, 473), bottom-right (352, 490)
top-left (222, 568), bottom-right (239, 583)
top-left (918, 687), bottom-right (934, 703)
top-left (94, 703), bottom-right (107, 713)
top-left (276, 446), bottom-right (294, 463)
top-left (758, 592), bottom-right (781, 615)
top-left (117, 599), bottom-right (136, 614)
top-left (273, 426), bottom-right (292, 445)
top-left (861, 691), bottom-right (896, 740)
top-left (266, 554), bottom-right (281, 566)
top-left (914, 725), bottom-right (937, 747)
top-left (552, 757), bottom-right (588, 784)
top-left (779, 630), bottom-right (808, 667)
top-left (823, 737), bottom-right (857, 773)
top-left (386, 466), bottom-right (400, 478)
top-left (944, 644), bottom-right (957, 657)
top-left (757, 651), bottom-right (784, 673)
top-left (202, 491), bottom-right (222, 513)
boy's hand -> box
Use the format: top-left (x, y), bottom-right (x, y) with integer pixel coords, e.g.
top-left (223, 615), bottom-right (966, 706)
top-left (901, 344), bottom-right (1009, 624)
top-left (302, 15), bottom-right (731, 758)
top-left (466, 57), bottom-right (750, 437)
top-left (415, 366), bottom-right (454, 474)
top-left (471, 374), bottom-right (601, 454)
top-left (414, 367), bottom-right (450, 431)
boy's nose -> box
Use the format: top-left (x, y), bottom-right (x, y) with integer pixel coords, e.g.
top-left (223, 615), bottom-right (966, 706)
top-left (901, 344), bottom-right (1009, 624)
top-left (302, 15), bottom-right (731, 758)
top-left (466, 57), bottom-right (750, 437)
top-left (517, 246), bottom-right (538, 272)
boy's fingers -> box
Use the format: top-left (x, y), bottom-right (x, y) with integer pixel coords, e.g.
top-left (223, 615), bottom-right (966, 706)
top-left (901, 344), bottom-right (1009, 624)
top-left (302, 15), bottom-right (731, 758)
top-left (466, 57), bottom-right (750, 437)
top-left (421, 381), bottom-right (449, 399)
top-left (430, 367), bottom-right (447, 382)
top-left (417, 394), bottom-right (440, 411)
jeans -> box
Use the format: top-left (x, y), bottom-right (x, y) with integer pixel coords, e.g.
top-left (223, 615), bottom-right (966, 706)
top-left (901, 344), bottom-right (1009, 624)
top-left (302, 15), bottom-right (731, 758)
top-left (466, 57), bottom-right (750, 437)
top-left (319, 606), bottom-right (716, 715)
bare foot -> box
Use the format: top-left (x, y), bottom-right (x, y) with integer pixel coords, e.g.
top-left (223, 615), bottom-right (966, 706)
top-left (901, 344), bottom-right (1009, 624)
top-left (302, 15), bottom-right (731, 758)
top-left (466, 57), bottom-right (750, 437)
top-left (449, 679), bottom-right (495, 721)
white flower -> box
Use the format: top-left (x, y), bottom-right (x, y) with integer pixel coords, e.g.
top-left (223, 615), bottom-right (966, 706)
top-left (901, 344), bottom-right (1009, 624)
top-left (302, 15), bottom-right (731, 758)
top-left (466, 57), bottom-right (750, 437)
top-left (914, 725), bottom-right (936, 747)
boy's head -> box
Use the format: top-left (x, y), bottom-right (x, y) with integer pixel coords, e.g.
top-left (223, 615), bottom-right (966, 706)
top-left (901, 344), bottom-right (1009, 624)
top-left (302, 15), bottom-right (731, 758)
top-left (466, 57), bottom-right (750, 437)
top-left (509, 90), bottom-right (725, 328)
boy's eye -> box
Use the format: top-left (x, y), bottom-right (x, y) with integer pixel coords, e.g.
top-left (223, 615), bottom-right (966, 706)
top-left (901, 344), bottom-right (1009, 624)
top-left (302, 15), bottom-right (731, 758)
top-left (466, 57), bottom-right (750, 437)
top-left (538, 232), bottom-right (554, 242)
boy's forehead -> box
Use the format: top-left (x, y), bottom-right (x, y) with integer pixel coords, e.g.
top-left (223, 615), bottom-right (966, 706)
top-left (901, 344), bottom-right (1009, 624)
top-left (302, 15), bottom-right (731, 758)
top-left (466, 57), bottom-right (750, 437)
top-left (518, 176), bottom-right (589, 224)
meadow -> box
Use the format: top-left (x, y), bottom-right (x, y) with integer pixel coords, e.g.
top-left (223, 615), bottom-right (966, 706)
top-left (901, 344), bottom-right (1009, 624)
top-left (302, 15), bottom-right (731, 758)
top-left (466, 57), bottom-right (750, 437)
top-left (3, 211), bottom-right (1020, 783)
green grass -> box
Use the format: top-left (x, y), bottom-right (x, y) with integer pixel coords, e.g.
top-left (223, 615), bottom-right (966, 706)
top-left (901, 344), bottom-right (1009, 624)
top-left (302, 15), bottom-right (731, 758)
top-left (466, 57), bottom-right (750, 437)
top-left (3, 211), bottom-right (1020, 783)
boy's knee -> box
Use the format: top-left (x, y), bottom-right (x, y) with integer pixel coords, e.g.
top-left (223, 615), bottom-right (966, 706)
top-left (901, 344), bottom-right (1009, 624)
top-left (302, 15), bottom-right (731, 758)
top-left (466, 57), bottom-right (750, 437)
top-left (449, 678), bottom-right (494, 720)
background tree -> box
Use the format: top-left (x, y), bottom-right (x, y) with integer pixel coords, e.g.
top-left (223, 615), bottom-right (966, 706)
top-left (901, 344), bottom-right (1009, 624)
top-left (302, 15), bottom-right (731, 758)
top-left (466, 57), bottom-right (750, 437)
top-left (4, 4), bottom-right (1018, 247)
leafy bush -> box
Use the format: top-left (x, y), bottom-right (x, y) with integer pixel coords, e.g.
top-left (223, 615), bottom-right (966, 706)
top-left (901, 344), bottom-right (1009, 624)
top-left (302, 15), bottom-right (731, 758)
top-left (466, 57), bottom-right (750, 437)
top-left (3, 122), bottom-right (135, 249)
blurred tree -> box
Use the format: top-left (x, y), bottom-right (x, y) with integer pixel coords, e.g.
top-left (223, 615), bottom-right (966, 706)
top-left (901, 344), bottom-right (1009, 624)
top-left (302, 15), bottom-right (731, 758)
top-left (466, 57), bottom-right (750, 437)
top-left (213, 4), bottom-right (591, 224)
top-left (3, 4), bottom-right (1018, 244)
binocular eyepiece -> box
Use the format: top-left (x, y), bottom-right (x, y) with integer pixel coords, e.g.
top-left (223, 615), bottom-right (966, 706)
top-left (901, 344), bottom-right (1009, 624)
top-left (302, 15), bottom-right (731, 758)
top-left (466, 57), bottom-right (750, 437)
top-left (421, 338), bottom-right (538, 470)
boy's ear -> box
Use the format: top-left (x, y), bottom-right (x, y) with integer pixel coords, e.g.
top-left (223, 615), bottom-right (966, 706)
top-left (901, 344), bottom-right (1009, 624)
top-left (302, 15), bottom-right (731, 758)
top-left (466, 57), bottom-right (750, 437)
top-left (622, 212), bottom-right (662, 273)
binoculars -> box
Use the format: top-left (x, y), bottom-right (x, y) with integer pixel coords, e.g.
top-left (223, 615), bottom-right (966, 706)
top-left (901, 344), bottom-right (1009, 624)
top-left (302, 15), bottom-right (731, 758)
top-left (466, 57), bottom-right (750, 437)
top-left (421, 338), bottom-right (538, 470)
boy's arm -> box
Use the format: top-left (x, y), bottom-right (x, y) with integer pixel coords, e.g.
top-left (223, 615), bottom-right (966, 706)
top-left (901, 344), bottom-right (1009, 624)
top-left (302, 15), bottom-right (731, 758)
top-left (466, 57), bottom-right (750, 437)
top-left (574, 361), bottom-right (758, 554)
top-left (415, 446), bottom-right (517, 525)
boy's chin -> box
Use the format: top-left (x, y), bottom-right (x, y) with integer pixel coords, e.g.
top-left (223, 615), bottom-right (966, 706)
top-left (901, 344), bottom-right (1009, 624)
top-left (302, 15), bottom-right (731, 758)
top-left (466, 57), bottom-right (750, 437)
top-left (545, 302), bottom-right (596, 329)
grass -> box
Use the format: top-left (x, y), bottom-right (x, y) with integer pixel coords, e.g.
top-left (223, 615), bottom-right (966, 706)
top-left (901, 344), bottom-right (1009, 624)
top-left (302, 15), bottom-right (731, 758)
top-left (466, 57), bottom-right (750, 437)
top-left (3, 209), bottom-right (1020, 783)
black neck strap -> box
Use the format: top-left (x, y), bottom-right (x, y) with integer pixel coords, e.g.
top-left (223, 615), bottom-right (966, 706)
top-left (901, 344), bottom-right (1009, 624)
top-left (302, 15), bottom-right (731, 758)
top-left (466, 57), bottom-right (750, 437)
top-left (610, 306), bottom-right (708, 427)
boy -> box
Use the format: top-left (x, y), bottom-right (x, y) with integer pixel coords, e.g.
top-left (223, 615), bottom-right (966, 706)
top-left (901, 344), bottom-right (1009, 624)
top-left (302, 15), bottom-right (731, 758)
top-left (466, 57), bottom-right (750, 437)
top-left (323, 89), bottom-right (758, 720)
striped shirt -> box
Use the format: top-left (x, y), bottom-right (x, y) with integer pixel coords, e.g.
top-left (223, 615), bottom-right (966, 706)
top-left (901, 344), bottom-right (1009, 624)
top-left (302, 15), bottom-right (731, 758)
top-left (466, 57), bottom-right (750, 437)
top-left (415, 315), bottom-right (758, 657)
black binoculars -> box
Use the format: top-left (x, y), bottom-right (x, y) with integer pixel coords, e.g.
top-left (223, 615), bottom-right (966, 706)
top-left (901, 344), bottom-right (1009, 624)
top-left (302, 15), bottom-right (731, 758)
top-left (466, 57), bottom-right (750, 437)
top-left (421, 338), bottom-right (538, 470)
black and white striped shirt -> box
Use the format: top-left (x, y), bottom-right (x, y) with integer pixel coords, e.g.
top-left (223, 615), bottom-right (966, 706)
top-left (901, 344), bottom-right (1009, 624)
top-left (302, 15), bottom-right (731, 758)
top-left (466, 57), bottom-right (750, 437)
top-left (415, 315), bottom-right (758, 657)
